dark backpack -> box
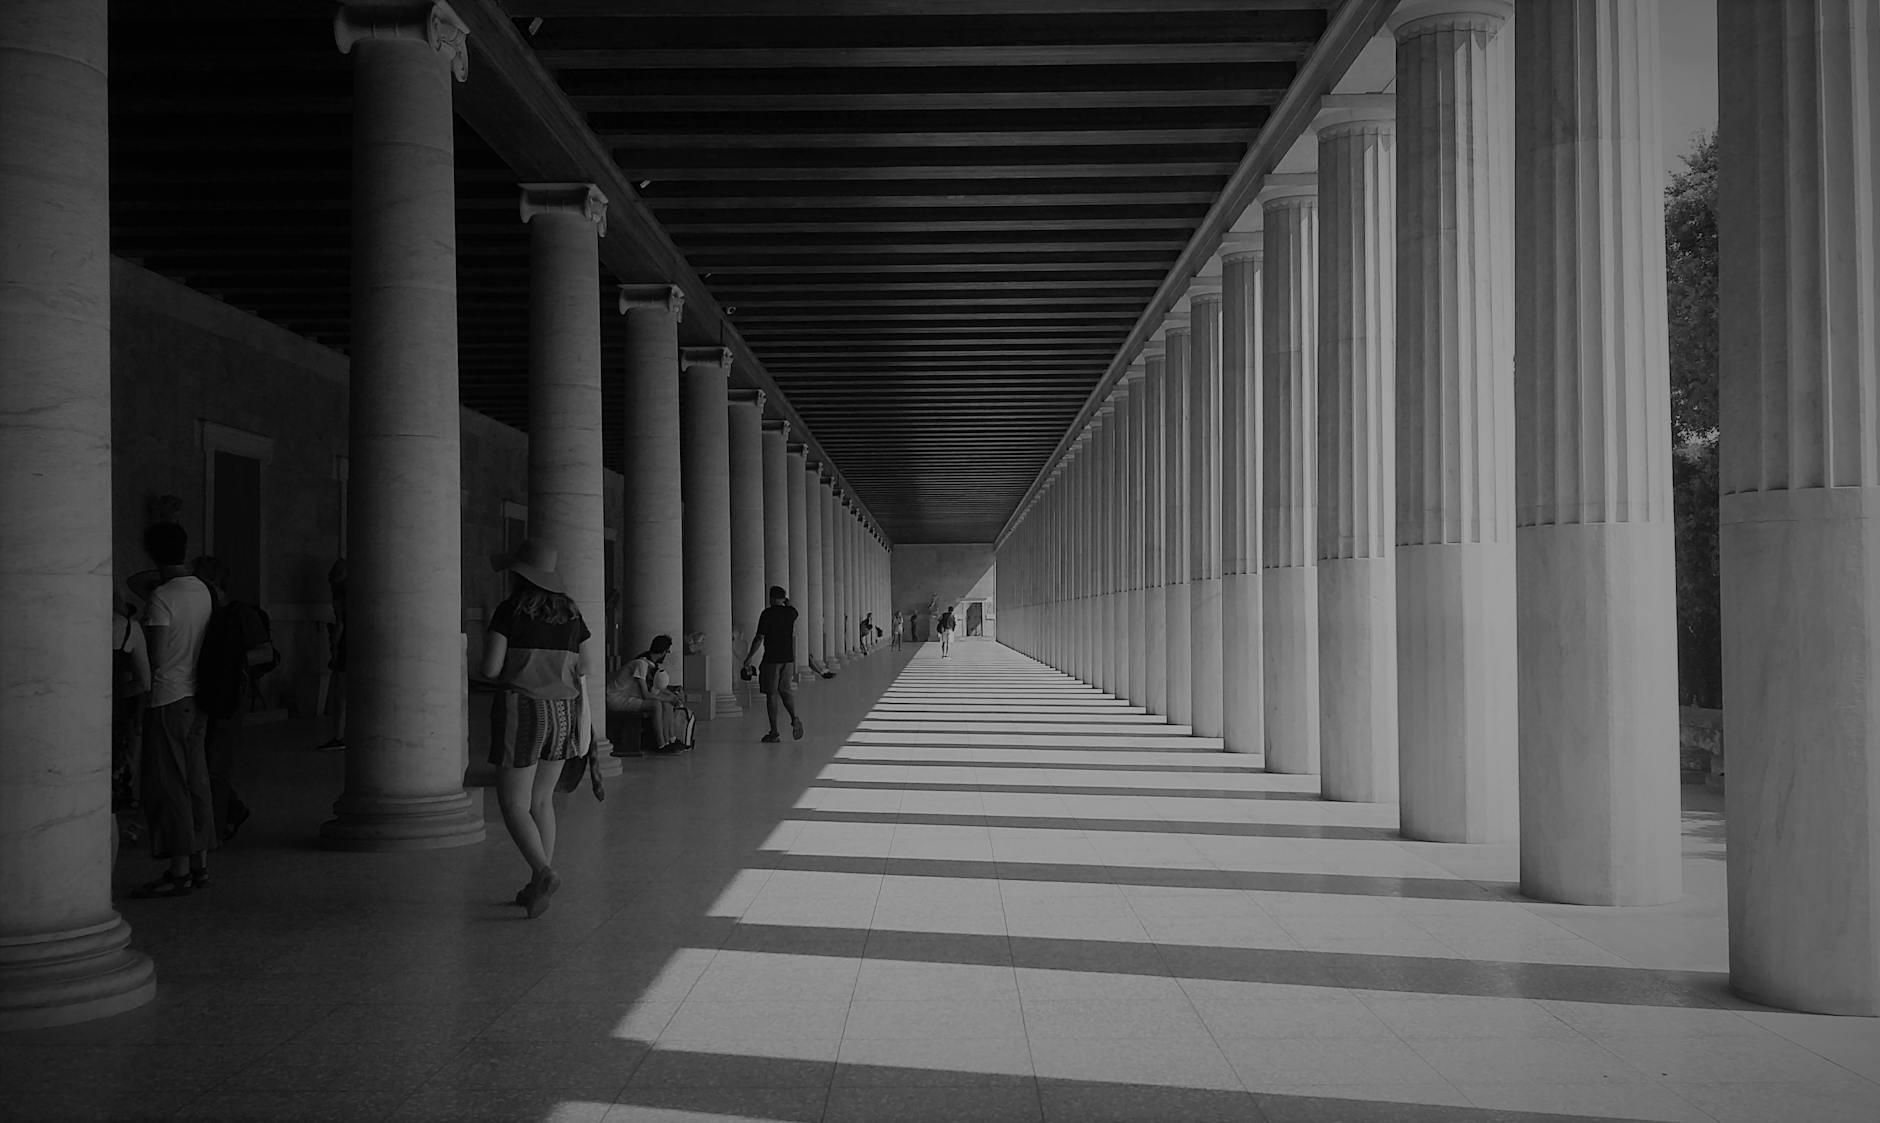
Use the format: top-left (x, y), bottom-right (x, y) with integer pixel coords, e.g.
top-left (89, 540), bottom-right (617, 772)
top-left (196, 599), bottom-right (275, 719)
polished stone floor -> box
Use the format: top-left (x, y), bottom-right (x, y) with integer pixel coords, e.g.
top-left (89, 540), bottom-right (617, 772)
top-left (5, 641), bottom-right (1877, 1122)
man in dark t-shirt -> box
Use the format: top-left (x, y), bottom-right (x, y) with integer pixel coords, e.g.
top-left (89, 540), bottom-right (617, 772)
top-left (742, 585), bottom-right (804, 744)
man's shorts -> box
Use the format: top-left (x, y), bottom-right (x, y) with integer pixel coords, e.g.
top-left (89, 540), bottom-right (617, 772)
top-left (759, 662), bottom-right (796, 696)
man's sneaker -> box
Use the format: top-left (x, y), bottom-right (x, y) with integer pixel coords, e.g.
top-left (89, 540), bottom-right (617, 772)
top-left (760, 731), bottom-right (782, 743)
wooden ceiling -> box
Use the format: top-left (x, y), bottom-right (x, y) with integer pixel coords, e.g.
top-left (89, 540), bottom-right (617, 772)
top-left (107, 0), bottom-right (1341, 544)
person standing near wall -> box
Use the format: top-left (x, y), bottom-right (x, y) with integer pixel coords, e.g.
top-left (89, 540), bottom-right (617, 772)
top-left (892, 610), bottom-right (905, 650)
top-left (131, 523), bottom-right (216, 898)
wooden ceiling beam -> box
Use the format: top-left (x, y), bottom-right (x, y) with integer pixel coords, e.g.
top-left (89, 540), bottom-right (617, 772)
top-left (512, 1), bottom-right (1331, 15)
top-left (603, 127), bottom-right (1252, 149)
top-left (623, 162), bottom-right (1237, 182)
top-left (650, 191), bottom-right (1218, 211)
top-left (539, 43), bottom-right (1311, 69)
top-left (572, 89), bottom-right (1282, 112)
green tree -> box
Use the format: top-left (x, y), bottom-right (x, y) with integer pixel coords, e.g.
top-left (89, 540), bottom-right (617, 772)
top-left (1666, 132), bottom-right (1720, 708)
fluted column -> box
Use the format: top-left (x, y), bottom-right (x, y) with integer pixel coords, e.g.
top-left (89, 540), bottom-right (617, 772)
top-left (1220, 232), bottom-right (1265, 755)
top-left (617, 284), bottom-right (686, 670)
top-left (1164, 304), bottom-right (1194, 725)
top-left (679, 347), bottom-right (741, 716)
top-left (1391, 0), bottom-right (1518, 842)
top-left (820, 478), bottom-right (841, 665)
top-left (1124, 363), bottom-right (1149, 706)
top-left (727, 389), bottom-right (766, 658)
top-left (1188, 273), bottom-right (1226, 739)
top-left (1141, 338), bottom-right (1169, 716)
top-left (1095, 398), bottom-right (1118, 693)
top-left (804, 460), bottom-right (826, 671)
top-left (786, 441), bottom-right (812, 676)
top-left (762, 420), bottom-right (791, 592)
top-left (0, 0), bottom-right (157, 1029)
top-left (1111, 383), bottom-right (1133, 698)
top-left (1261, 181), bottom-right (1322, 775)
top-left (323, 2), bottom-right (483, 850)
top-left (1719, 0), bottom-right (1880, 1014)
top-left (520, 182), bottom-right (615, 770)
top-left (1316, 99), bottom-right (1399, 802)
top-left (1514, 0), bottom-right (1679, 905)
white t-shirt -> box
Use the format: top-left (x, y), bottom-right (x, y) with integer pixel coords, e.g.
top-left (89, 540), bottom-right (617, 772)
top-left (145, 575), bottom-right (213, 708)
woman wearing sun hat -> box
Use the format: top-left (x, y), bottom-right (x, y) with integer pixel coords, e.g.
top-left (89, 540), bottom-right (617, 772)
top-left (482, 539), bottom-right (592, 918)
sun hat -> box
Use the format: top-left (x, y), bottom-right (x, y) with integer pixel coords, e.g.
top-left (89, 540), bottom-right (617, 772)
top-left (491, 538), bottom-right (565, 594)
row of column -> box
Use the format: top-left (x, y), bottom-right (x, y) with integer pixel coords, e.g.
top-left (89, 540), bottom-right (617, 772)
top-left (0, 0), bottom-right (893, 1028)
top-left (1000, 0), bottom-right (1880, 1016)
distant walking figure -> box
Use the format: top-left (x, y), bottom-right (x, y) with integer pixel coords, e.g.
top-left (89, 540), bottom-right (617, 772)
top-left (938, 606), bottom-right (958, 658)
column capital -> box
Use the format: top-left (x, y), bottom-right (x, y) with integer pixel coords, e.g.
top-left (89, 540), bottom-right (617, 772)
top-left (1186, 277), bottom-right (1224, 307)
top-left (619, 284), bottom-right (685, 319)
top-left (1257, 173), bottom-right (1317, 211)
top-left (1121, 360), bottom-right (1146, 384)
top-left (519, 183), bottom-right (608, 236)
top-left (1387, 0), bottom-right (1511, 41)
top-left (787, 441), bottom-right (807, 457)
top-left (1315, 93), bottom-right (1395, 138)
top-left (1165, 306), bottom-right (1192, 336)
top-left (764, 419), bottom-right (790, 437)
top-left (334, 2), bottom-right (469, 81)
top-left (1220, 230), bottom-right (1264, 263)
top-left (728, 387), bottom-right (763, 408)
top-left (681, 346), bottom-right (734, 378)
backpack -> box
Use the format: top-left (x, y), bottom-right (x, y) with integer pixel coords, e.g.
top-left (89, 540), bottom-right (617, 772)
top-left (196, 599), bottom-right (276, 719)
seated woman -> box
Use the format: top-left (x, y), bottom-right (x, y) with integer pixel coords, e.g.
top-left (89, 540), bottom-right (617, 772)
top-left (606, 634), bottom-right (691, 753)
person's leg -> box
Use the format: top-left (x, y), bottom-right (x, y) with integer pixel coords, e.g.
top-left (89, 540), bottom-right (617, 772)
top-left (496, 762), bottom-right (549, 872)
top-left (137, 704), bottom-right (192, 890)
top-left (180, 701), bottom-right (216, 881)
top-left (765, 688), bottom-right (781, 736)
top-left (780, 668), bottom-right (803, 738)
top-left (530, 756), bottom-right (564, 867)
top-left (651, 700), bottom-right (673, 744)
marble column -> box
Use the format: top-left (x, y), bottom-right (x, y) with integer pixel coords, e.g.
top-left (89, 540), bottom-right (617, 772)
top-left (1092, 398), bottom-right (1115, 693)
top-left (1109, 384), bottom-right (1132, 699)
top-left (786, 441), bottom-right (812, 675)
top-left (1316, 99), bottom-right (1399, 802)
top-left (803, 460), bottom-right (826, 672)
top-left (1220, 232), bottom-right (1265, 755)
top-left (1719, 0), bottom-right (1880, 1014)
top-left (1188, 273), bottom-right (1226, 739)
top-left (1141, 340), bottom-right (1169, 717)
top-left (519, 182), bottom-right (615, 770)
top-left (679, 347), bottom-right (740, 716)
top-left (323, 2), bottom-right (483, 850)
top-left (727, 389), bottom-right (766, 659)
top-left (616, 284), bottom-right (686, 667)
top-left (763, 420), bottom-right (790, 591)
top-left (1514, 0), bottom-right (1679, 904)
top-left (834, 496), bottom-right (852, 657)
top-left (1124, 363), bottom-right (1149, 706)
top-left (0, 0), bottom-right (157, 1030)
top-left (820, 477), bottom-right (841, 666)
top-left (1391, 0), bottom-right (1518, 843)
top-left (1261, 181), bottom-right (1322, 775)
top-left (1164, 303), bottom-right (1195, 725)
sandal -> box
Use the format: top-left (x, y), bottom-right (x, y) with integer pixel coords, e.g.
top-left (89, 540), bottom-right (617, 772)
top-left (522, 868), bottom-right (561, 919)
top-left (189, 869), bottom-right (211, 890)
top-left (130, 873), bottom-right (193, 899)
top-left (760, 731), bottom-right (781, 744)
top-left (791, 717), bottom-right (804, 741)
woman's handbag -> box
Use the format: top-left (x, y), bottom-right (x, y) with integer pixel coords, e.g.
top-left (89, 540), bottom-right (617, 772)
top-left (556, 676), bottom-right (605, 801)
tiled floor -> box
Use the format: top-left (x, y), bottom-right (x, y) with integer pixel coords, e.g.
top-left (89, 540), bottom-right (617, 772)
top-left (6, 641), bottom-right (1878, 1122)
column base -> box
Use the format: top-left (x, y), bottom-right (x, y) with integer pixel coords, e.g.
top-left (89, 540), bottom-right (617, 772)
top-left (0, 916), bottom-right (156, 1031)
top-left (711, 691), bottom-right (743, 718)
top-left (319, 789), bottom-right (486, 851)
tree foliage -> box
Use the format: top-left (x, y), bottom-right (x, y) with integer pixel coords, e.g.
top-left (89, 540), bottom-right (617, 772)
top-left (1666, 133), bottom-right (1720, 707)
